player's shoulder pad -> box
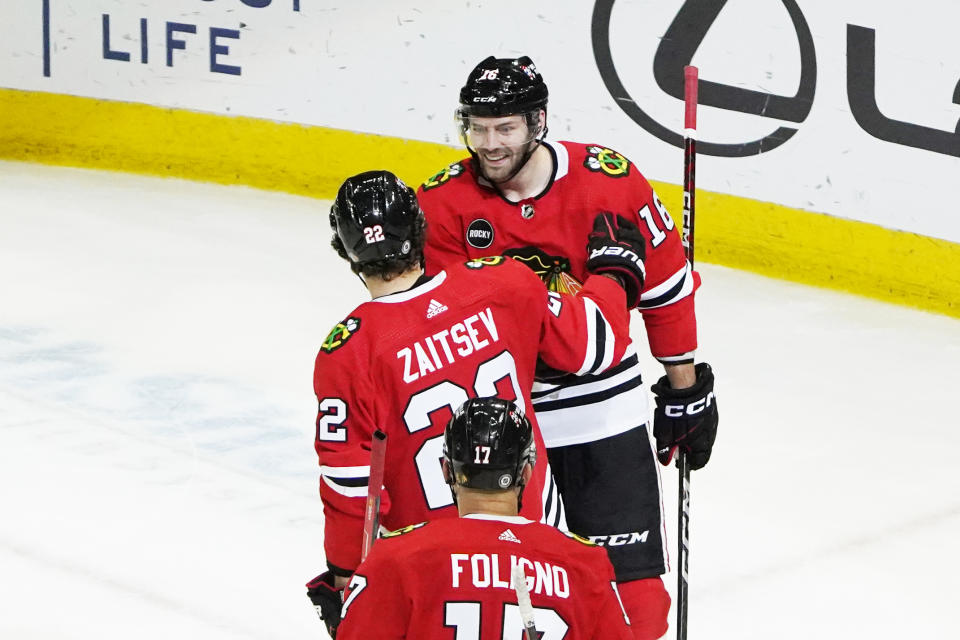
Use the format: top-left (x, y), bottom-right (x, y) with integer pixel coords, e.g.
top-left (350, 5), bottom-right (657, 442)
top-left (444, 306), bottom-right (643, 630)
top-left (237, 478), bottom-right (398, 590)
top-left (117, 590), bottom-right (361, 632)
top-left (380, 521), bottom-right (429, 539)
top-left (319, 315), bottom-right (363, 355)
top-left (581, 143), bottom-right (633, 180)
top-left (420, 161), bottom-right (468, 192)
top-left (561, 530), bottom-right (599, 547)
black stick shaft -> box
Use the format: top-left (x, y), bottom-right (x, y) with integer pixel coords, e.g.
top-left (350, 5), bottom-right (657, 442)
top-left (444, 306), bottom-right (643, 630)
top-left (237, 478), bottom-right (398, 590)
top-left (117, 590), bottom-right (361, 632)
top-left (677, 64), bottom-right (698, 640)
top-left (677, 454), bottom-right (691, 640)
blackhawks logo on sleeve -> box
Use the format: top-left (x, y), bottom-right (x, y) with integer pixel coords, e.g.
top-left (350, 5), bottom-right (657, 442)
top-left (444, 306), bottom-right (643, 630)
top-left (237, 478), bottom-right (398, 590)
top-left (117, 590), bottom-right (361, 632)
top-left (320, 317), bottom-right (361, 353)
top-left (464, 256), bottom-right (507, 269)
top-left (421, 162), bottom-right (465, 191)
top-left (381, 522), bottom-right (428, 538)
top-left (503, 247), bottom-right (583, 295)
top-left (562, 530), bottom-right (598, 546)
top-left (584, 145), bottom-right (630, 178)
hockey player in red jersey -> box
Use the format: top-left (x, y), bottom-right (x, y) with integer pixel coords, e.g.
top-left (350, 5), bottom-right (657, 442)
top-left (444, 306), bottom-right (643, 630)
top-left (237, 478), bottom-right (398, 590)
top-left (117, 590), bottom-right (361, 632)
top-left (417, 56), bottom-right (719, 639)
top-left (337, 396), bottom-right (634, 640)
top-left (307, 170), bottom-right (649, 637)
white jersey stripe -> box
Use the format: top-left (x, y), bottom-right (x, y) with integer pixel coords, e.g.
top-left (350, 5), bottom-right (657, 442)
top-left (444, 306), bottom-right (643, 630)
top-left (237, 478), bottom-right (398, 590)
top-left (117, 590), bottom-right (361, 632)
top-left (532, 345), bottom-right (649, 447)
top-left (576, 297), bottom-right (600, 376)
top-left (596, 302), bottom-right (616, 373)
top-left (320, 464), bottom-right (371, 478)
top-left (638, 262), bottom-right (693, 310)
top-left (539, 462), bottom-right (567, 530)
top-left (657, 351), bottom-right (696, 364)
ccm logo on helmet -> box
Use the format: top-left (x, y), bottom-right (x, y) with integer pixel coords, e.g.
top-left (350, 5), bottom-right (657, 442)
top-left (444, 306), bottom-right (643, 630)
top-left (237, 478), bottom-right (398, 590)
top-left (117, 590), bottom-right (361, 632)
top-left (587, 531), bottom-right (649, 546)
top-left (664, 391), bottom-right (716, 418)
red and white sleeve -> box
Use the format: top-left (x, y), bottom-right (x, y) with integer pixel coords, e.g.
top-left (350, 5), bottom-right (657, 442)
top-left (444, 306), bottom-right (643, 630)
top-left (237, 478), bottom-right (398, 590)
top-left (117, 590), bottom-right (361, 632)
top-left (313, 354), bottom-right (385, 573)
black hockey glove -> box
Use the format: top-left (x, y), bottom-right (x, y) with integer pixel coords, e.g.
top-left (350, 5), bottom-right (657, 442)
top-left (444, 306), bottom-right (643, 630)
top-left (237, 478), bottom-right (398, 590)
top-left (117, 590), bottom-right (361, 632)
top-left (585, 212), bottom-right (647, 308)
top-left (651, 362), bottom-right (718, 471)
top-left (306, 571), bottom-right (343, 639)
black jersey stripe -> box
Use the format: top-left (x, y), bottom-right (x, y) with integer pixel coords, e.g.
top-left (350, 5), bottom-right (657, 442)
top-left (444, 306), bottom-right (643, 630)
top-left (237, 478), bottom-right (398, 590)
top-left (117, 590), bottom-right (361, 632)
top-left (543, 472), bottom-right (555, 526)
top-left (532, 375), bottom-right (644, 412)
top-left (550, 482), bottom-right (564, 528)
top-left (530, 353), bottom-right (640, 398)
top-left (637, 270), bottom-right (688, 309)
top-left (323, 475), bottom-right (368, 488)
top-left (589, 306), bottom-right (606, 374)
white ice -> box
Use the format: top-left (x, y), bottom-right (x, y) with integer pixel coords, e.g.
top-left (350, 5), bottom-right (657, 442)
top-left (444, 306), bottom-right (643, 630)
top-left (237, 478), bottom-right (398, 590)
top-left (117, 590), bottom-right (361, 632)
top-left (1, 161), bottom-right (957, 639)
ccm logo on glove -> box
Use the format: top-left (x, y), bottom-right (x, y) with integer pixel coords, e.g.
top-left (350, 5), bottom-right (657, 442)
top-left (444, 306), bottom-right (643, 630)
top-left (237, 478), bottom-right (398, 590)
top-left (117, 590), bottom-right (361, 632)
top-left (663, 392), bottom-right (715, 418)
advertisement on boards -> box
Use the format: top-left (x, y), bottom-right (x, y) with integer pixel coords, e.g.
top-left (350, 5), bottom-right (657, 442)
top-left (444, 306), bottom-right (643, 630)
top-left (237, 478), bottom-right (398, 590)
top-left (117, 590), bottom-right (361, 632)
top-left (2, 1), bottom-right (958, 242)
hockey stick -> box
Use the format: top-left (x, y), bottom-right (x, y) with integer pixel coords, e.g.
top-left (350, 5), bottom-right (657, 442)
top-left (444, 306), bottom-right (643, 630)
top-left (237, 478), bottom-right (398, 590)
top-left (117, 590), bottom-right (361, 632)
top-left (676, 64), bottom-right (698, 640)
top-left (361, 429), bottom-right (388, 562)
top-left (512, 565), bottom-right (539, 640)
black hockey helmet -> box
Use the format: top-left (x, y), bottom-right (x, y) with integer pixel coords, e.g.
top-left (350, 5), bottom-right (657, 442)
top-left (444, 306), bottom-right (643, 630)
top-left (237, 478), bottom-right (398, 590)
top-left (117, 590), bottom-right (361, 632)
top-left (458, 56), bottom-right (549, 118)
top-left (329, 170), bottom-right (424, 274)
top-left (443, 397), bottom-right (536, 491)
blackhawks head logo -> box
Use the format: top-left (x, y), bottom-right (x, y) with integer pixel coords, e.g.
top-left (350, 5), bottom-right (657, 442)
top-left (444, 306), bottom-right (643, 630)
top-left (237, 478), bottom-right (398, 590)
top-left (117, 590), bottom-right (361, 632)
top-left (503, 247), bottom-right (583, 294)
top-left (421, 162), bottom-right (465, 191)
top-left (320, 316), bottom-right (361, 353)
top-left (584, 146), bottom-right (630, 178)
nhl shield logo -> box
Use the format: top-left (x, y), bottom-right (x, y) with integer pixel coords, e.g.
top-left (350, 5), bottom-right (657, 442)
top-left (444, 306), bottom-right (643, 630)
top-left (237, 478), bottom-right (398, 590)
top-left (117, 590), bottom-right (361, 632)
top-left (466, 218), bottom-right (494, 249)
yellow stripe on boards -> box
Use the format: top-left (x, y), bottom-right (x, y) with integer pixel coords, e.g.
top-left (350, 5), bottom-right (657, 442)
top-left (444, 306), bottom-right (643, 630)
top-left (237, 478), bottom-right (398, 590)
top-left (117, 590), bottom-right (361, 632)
top-left (1, 88), bottom-right (957, 318)
top-left (655, 184), bottom-right (960, 318)
top-left (0, 88), bottom-right (462, 198)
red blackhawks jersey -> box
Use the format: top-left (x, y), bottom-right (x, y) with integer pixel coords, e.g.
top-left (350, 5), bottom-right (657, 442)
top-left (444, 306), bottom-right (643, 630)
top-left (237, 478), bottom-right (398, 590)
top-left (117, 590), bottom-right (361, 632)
top-left (313, 258), bottom-right (629, 572)
top-left (418, 140), bottom-right (700, 447)
top-left (337, 514), bottom-right (634, 640)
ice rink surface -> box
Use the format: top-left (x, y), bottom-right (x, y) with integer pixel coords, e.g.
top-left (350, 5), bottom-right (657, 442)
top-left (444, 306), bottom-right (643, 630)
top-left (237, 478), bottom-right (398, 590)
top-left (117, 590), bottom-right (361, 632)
top-left (2, 161), bottom-right (958, 639)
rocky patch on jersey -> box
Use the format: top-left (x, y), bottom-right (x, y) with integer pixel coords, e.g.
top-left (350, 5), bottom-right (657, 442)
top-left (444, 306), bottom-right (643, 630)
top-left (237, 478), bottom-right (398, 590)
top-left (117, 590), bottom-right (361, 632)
top-left (320, 317), bottom-right (361, 354)
top-left (466, 218), bottom-right (495, 249)
top-left (421, 162), bottom-right (465, 191)
top-left (503, 247), bottom-right (583, 294)
top-left (584, 145), bottom-right (630, 178)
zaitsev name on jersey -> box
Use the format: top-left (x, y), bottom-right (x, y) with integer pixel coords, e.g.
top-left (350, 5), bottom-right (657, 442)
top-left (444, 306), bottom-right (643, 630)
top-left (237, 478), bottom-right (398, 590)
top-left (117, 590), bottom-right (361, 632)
top-left (312, 258), bottom-right (631, 572)
top-left (398, 308), bottom-right (499, 383)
